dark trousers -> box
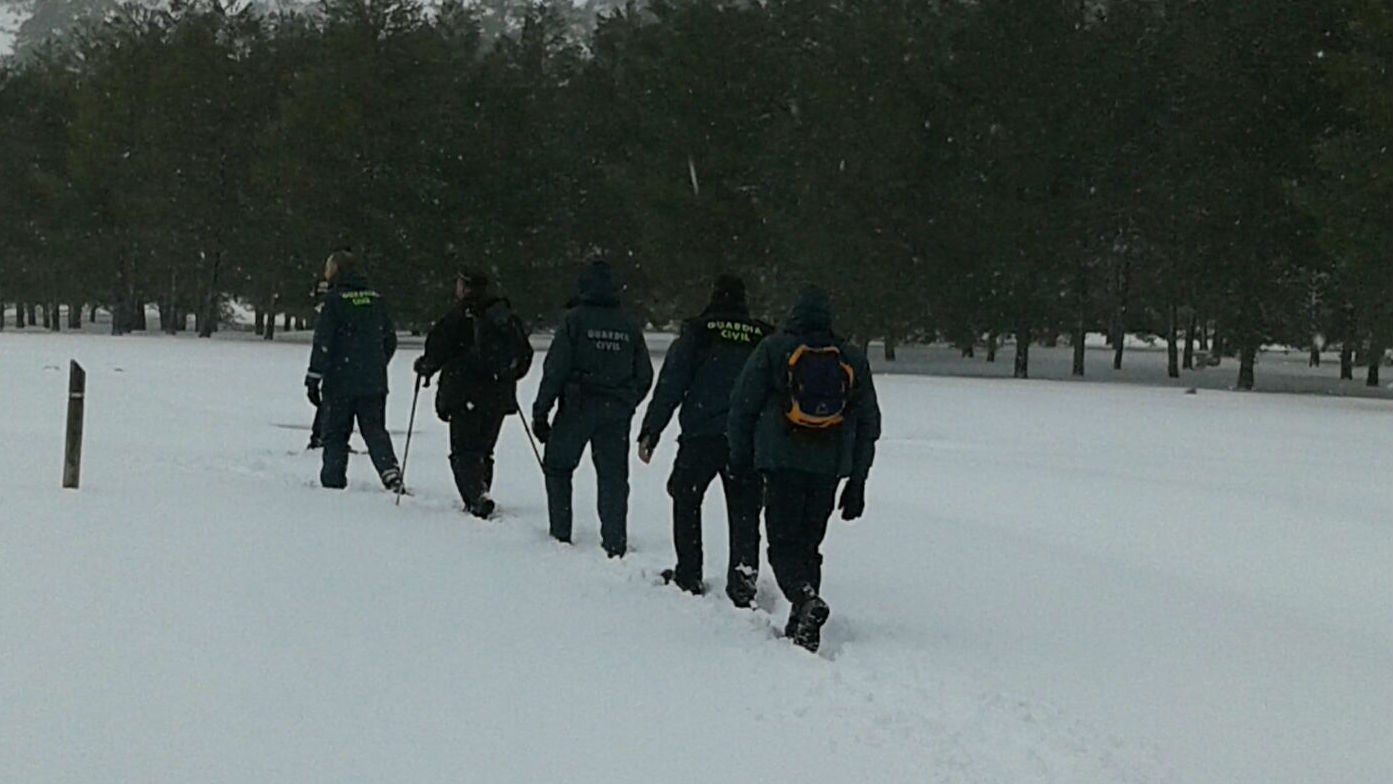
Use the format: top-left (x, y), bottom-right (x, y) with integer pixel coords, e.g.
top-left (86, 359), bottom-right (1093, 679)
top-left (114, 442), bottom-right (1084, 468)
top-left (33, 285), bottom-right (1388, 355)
top-left (320, 394), bottom-right (400, 489)
top-left (448, 408), bottom-right (505, 506)
top-left (667, 435), bottom-right (762, 594)
top-left (543, 411), bottom-right (632, 554)
top-left (763, 470), bottom-right (838, 604)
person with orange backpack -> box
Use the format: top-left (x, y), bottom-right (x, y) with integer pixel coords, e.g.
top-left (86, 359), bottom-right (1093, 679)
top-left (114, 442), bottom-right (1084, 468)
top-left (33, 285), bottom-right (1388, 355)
top-left (727, 286), bottom-right (881, 652)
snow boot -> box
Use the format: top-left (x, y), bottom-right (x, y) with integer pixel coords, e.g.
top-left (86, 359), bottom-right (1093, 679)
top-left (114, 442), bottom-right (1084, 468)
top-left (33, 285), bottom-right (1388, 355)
top-left (726, 564), bottom-right (757, 609)
top-left (790, 595), bottom-right (830, 653)
top-left (381, 467), bottom-right (405, 494)
top-left (465, 494), bottom-right (496, 520)
top-left (661, 568), bottom-right (705, 596)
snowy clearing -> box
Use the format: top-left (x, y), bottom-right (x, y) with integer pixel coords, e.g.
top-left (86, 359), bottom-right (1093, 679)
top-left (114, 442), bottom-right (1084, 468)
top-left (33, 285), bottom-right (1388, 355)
top-left (3, 331), bottom-right (1389, 784)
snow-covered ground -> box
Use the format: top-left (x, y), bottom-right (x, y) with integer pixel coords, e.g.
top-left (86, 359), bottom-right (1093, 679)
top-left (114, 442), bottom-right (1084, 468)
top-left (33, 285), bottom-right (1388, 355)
top-left (3, 330), bottom-right (1389, 784)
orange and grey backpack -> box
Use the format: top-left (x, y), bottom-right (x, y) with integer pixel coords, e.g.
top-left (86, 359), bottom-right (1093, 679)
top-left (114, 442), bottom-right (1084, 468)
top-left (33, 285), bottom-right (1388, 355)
top-left (785, 343), bottom-right (854, 429)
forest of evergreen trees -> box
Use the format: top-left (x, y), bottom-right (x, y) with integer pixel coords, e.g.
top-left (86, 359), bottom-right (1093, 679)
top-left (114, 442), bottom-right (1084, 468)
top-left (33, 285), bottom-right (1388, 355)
top-left (0, 0), bottom-right (1388, 387)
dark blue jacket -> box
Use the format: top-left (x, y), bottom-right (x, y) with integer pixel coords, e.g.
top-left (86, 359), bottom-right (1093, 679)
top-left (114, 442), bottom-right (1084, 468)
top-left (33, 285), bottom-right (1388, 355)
top-left (640, 307), bottom-right (772, 444)
top-left (307, 274), bottom-right (397, 399)
top-left (728, 288), bottom-right (880, 480)
top-left (533, 262), bottom-right (654, 422)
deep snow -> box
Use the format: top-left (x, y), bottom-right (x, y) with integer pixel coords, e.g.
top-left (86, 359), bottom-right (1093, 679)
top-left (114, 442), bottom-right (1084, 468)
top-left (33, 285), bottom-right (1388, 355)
top-left (2, 330), bottom-right (1389, 783)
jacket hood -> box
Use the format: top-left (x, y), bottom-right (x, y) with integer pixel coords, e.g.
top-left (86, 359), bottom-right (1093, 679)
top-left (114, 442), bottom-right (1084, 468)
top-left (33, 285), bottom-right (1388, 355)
top-left (784, 285), bottom-right (833, 334)
top-left (577, 260), bottom-right (619, 307)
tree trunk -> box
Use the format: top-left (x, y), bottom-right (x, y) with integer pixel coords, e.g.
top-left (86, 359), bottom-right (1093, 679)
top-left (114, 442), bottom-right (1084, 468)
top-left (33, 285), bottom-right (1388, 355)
top-left (883, 335), bottom-right (896, 361)
top-left (1236, 345), bottom-right (1257, 390)
top-left (254, 310), bottom-right (265, 336)
top-left (49, 303), bottom-right (60, 331)
top-left (41, 304), bottom-right (52, 329)
top-left (1013, 320), bottom-right (1030, 379)
top-left (68, 303), bottom-right (82, 329)
top-left (1071, 325), bottom-right (1085, 377)
top-left (986, 331), bottom-right (997, 363)
top-left (1167, 303), bottom-right (1180, 378)
top-left (1369, 338), bottom-right (1384, 387)
top-left (1183, 312), bottom-right (1196, 369)
top-left (1211, 326), bottom-right (1224, 365)
top-left (1340, 342), bottom-right (1355, 380)
top-left (199, 252), bottom-right (222, 339)
top-left (1309, 343), bottom-right (1320, 367)
top-left (263, 307), bottom-right (277, 341)
top-left (89, 303), bottom-right (98, 323)
top-left (283, 313), bottom-right (292, 332)
top-left (13, 303), bottom-right (23, 329)
top-left (26, 302), bottom-right (37, 326)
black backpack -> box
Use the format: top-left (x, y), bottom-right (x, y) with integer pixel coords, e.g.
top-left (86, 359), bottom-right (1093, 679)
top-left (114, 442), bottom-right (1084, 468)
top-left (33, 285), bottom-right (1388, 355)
top-left (784, 343), bottom-right (853, 429)
top-left (472, 300), bottom-right (534, 383)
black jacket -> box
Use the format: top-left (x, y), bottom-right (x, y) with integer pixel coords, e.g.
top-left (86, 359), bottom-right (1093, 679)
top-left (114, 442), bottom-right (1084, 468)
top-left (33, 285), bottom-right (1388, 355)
top-left (533, 263), bottom-right (654, 422)
top-left (640, 306), bottom-right (772, 444)
top-left (307, 274), bottom-right (397, 399)
top-left (420, 295), bottom-right (529, 419)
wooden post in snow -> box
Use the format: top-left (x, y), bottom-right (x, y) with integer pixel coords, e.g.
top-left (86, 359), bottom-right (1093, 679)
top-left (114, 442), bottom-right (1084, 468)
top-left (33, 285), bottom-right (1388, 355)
top-left (63, 361), bottom-right (86, 489)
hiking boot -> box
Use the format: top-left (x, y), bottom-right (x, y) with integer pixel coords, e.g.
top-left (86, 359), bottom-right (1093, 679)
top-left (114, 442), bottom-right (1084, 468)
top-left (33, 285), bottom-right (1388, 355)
top-left (661, 568), bottom-right (705, 596)
top-left (381, 468), bottom-right (404, 494)
top-left (726, 565), bottom-right (757, 609)
top-left (791, 595), bottom-right (830, 653)
top-left (465, 494), bottom-right (496, 519)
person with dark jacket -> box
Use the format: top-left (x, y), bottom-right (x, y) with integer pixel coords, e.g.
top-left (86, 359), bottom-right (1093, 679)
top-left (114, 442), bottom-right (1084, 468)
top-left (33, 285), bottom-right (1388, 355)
top-left (304, 249), bottom-right (404, 492)
top-left (413, 270), bottom-right (533, 518)
top-left (637, 274), bottom-right (772, 605)
top-left (532, 259), bottom-right (654, 557)
top-left (727, 286), bottom-right (881, 652)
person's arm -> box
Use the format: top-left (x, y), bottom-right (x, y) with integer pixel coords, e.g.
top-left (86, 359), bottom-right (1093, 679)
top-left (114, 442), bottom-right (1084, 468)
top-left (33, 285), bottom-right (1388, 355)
top-left (533, 316), bottom-right (575, 422)
top-left (848, 355), bottom-right (881, 482)
top-left (307, 293), bottom-right (340, 383)
top-left (638, 326), bottom-right (698, 443)
top-left (382, 308), bottom-right (398, 363)
top-left (727, 342), bottom-right (772, 473)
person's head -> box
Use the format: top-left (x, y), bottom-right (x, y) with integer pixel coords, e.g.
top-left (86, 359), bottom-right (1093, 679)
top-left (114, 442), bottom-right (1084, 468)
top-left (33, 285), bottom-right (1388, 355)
top-left (707, 273), bottom-right (747, 313)
top-left (576, 257), bottom-right (619, 306)
top-left (786, 285), bottom-right (833, 334)
top-left (456, 269), bottom-right (489, 302)
top-left (324, 248), bottom-right (356, 283)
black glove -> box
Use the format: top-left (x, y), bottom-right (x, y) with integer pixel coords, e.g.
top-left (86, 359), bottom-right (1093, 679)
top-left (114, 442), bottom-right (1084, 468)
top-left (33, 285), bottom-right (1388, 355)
top-left (838, 479), bottom-right (866, 521)
top-left (306, 378), bottom-right (322, 408)
top-left (532, 416), bottom-right (551, 444)
top-left (413, 355), bottom-right (432, 377)
top-left (636, 430), bottom-right (658, 464)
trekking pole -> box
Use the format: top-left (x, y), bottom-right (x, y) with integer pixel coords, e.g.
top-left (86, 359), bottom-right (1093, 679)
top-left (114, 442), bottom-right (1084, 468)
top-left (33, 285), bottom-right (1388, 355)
top-left (514, 406), bottom-right (545, 471)
top-left (396, 374), bottom-right (423, 507)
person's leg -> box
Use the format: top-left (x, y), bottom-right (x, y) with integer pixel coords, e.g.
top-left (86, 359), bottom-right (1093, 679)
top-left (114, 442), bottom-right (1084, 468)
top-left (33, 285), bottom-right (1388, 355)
top-left (354, 394), bottom-right (401, 488)
top-left (542, 412), bottom-right (590, 542)
top-left (665, 437), bottom-right (722, 591)
top-left (318, 397), bottom-right (355, 489)
top-left (449, 408), bottom-right (504, 513)
top-left (763, 471), bottom-right (812, 604)
top-left (789, 476), bottom-right (838, 652)
top-left (719, 452), bottom-right (764, 607)
top-left (589, 416), bottom-right (633, 557)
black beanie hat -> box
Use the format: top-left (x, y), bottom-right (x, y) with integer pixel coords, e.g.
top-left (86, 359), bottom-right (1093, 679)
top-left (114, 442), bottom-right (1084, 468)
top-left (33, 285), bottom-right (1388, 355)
top-left (709, 273), bottom-right (747, 311)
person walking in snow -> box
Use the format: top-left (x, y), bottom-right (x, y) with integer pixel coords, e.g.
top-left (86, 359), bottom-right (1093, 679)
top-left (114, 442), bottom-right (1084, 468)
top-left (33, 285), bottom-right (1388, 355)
top-left (727, 286), bottom-right (881, 652)
top-left (304, 249), bottom-right (404, 492)
top-left (413, 270), bottom-right (533, 518)
top-left (636, 274), bottom-right (772, 606)
top-left (532, 258), bottom-right (654, 557)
